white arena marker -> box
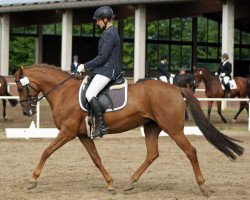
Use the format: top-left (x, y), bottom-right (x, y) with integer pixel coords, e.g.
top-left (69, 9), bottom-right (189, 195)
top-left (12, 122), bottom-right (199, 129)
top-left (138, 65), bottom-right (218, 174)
top-left (5, 121), bottom-right (59, 139)
top-left (140, 126), bottom-right (202, 137)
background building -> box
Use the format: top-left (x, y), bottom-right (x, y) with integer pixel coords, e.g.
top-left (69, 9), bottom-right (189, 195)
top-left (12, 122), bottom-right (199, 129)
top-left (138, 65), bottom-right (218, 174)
top-left (0, 0), bottom-right (250, 81)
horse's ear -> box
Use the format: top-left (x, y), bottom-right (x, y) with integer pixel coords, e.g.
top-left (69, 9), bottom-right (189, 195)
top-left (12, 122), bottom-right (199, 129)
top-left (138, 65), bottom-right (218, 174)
top-left (19, 66), bottom-right (24, 77)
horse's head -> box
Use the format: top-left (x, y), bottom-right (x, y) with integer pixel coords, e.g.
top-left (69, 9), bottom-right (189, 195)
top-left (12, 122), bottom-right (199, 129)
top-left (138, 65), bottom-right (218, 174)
top-left (14, 67), bottom-right (40, 116)
top-left (193, 66), bottom-right (203, 88)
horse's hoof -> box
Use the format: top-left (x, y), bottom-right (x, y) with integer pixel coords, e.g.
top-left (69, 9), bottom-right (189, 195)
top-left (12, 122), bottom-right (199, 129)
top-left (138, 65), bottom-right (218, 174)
top-left (202, 189), bottom-right (209, 197)
top-left (27, 181), bottom-right (37, 190)
top-left (232, 119), bottom-right (237, 123)
top-left (3, 116), bottom-right (8, 121)
top-left (108, 188), bottom-right (117, 195)
top-left (200, 185), bottom-right (209, 197)
top-left (124, 182), bottom-right (134, 191)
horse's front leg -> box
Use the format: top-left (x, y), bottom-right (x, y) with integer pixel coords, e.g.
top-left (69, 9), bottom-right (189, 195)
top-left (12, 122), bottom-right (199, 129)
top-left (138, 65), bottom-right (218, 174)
top-left (207, 101), bottom-right (213, 121)
top-left (2, 99), bottom-right (7, 120)
top-left (28, 130), bottom-right (76, 189)
top-left (78, 136), bottom-right (115, 194)
top-left (216, 101), bottom-right (227, 123)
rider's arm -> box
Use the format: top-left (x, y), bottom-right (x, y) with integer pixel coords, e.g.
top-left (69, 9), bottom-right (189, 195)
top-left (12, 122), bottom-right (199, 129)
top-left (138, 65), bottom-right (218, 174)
top-left (159, 63), bottom-right (171, 76)
top-left (84, 31), bottom-right (114, 70)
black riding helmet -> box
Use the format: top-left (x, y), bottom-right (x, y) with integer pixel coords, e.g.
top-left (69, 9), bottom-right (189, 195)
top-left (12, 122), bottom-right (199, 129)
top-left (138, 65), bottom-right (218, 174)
top-left (73, 55), bottom-right (79, 61)
top-left (93, 6), bottom-right (115, 20)
top-left (222, 53), bottom-right (229, 59)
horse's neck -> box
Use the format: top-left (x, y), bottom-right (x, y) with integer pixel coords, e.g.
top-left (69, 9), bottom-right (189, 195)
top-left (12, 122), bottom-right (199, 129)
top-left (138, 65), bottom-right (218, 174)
top-left (202, 70), bottom-right (215, 83)
top-left (202, 70), bottom-right (220, 90)
top-left (35, 71), bottom-right (71, 102)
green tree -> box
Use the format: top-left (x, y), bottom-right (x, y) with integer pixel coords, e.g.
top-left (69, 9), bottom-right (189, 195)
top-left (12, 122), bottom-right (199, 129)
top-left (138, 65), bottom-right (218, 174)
top-left (9, 36), bottom-right (35, 74)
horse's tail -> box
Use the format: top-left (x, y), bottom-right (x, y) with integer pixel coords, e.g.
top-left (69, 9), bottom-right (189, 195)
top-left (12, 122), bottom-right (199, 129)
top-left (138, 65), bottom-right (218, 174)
top-left (5, 91), bottom-right (18, 107)
top-left (247, 77), bottom-right (250, 98)
top-left (180, 88), bottom-right (244, 160)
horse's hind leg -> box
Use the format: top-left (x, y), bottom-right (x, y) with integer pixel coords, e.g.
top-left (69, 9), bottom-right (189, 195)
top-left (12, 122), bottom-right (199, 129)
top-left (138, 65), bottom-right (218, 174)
top-left (125, 121), bottom-right (161, 191)
top-left (2, 99), bottom-right (7, 120)
top-left (168, 130), bottom-right (208, 196)
top-left (232, 102), bottom-right (246, 122)
top-left (78, 135), bottom-right (115, 193)
top-left (28, 131), bottom-right (75, 189)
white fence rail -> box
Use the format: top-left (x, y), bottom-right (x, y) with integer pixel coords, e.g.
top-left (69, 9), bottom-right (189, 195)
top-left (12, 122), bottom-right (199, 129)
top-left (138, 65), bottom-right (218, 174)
top-left (1, 96), bottom-right (250, 138)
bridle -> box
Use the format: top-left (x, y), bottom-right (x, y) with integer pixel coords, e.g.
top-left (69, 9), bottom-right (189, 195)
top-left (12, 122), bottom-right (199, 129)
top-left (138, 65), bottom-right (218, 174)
top-left (15, 78), bottom-right (39, 108)
top-left (15, 74), bottom-right (74, 108)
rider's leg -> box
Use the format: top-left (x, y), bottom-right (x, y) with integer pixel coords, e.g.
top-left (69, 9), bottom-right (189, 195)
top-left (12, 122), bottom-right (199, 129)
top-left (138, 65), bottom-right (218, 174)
top-left (86, 74), bottom-right (111, 138)
top-left (226, 83), bottom-right (231, 97)
top-left (223, 76), bottom-right (231, 98)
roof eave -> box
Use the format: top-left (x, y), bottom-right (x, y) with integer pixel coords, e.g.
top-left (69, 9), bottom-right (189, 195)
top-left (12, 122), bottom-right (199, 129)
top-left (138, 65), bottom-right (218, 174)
top-left (0, 0), bottom-right (195, 13)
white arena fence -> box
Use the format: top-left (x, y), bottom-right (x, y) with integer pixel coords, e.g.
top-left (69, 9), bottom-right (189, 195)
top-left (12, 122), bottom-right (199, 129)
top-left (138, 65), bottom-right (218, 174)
top-left (0, 95), bottom-right (250, 138)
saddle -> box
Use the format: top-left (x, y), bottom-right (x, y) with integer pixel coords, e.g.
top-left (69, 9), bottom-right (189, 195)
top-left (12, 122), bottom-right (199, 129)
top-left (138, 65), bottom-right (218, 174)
top-left (78, 72), bottom-right (128, 113)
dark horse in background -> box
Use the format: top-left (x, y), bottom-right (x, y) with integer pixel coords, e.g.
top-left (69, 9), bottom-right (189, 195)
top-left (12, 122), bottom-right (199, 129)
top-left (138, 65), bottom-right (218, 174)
top-left (173, 73), bottom-right (197, 93)
top-left (0, 75), bottom-right (18, 120)
top-left (153, 73), bottom-right (197, 93)
top-left (14, 65), bottom-right (244, 196)
top-left (194, 67), bottom-right (250, 123)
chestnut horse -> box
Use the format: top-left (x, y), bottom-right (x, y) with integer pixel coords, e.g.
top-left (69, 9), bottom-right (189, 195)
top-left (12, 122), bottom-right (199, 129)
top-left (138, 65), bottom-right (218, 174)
top-left (14, 64), bottom-right (244, 196)
top-left (194, 67), bottom-right (250, 123)
top-left (0, 75), bottom-right (18, 120)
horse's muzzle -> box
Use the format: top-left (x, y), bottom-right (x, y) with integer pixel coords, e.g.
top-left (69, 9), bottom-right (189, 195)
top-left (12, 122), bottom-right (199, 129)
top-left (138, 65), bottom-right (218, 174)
top-left (23, 107), bottom-right (37, 116)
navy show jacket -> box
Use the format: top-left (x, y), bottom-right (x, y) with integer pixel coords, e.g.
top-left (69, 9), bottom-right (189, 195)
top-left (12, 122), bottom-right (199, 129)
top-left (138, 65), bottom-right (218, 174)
top-left (218, 61), bottom-right (232, 77)
top-left (84, 26), bottom-right (121, 80)
top-left (158, 61), bottom-right (171, 77)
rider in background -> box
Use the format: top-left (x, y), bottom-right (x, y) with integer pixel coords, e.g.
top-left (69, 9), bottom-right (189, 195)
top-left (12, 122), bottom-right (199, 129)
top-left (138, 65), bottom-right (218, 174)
top-left (157, 54), bottom-right (174, 83)
top-left (216, 53), bottom-right (232, 97)
top-left (70, 55), bottom-right (80, 74)
top-left (179, 69), bottom-right (186, 75)
top-left (77, 6), bottom-right (121, 139)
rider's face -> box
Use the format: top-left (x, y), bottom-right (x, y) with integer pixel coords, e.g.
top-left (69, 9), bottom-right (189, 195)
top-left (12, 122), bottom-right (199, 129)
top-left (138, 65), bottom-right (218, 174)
top-left (96, 18), bottom-right (107, 29)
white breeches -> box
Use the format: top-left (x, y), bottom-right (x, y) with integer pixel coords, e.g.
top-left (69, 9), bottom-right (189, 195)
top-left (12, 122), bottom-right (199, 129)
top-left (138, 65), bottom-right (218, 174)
top-left (86, 74), bottom-right (111, 102)
top-left (159, 76), bottom-right (168, 83)
top-left (223, 76), bottom-right (230, 84)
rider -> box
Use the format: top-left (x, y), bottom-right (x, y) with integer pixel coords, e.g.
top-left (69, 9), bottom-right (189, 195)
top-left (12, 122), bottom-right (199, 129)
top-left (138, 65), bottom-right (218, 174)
top-left (157, 54), bottom-right (174, 83)
top-left (217, 53), bottom-right (232, 97)
top-left (77, 6), bottom-right (121, 138)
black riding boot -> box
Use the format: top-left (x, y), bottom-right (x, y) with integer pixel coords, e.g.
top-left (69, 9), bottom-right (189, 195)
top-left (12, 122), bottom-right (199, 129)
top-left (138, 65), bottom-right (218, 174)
top-left (89, 97), bottom-right (108, 139)
top-left (225, 84), bottom-right (231, 98)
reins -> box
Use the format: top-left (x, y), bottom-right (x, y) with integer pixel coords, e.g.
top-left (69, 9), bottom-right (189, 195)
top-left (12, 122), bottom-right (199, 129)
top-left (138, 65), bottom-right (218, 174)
top-left (15, 73), bottom-right (75, 105)
top-left (36, 74), bottom-right (75, 102)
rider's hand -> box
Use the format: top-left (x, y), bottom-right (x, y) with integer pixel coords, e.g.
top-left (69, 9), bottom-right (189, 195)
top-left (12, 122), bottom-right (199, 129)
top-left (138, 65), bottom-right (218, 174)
top-left (215, 72), bottom-right (218, 76)
top-left (220, 72), bottom-right (225, 77)
top-left (77, 64), bottom-right (85, 73)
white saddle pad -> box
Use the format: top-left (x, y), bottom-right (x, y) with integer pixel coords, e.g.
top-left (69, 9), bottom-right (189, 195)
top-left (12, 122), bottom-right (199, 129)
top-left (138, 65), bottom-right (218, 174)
top-left (219, 78), bottom-right (237, 90)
